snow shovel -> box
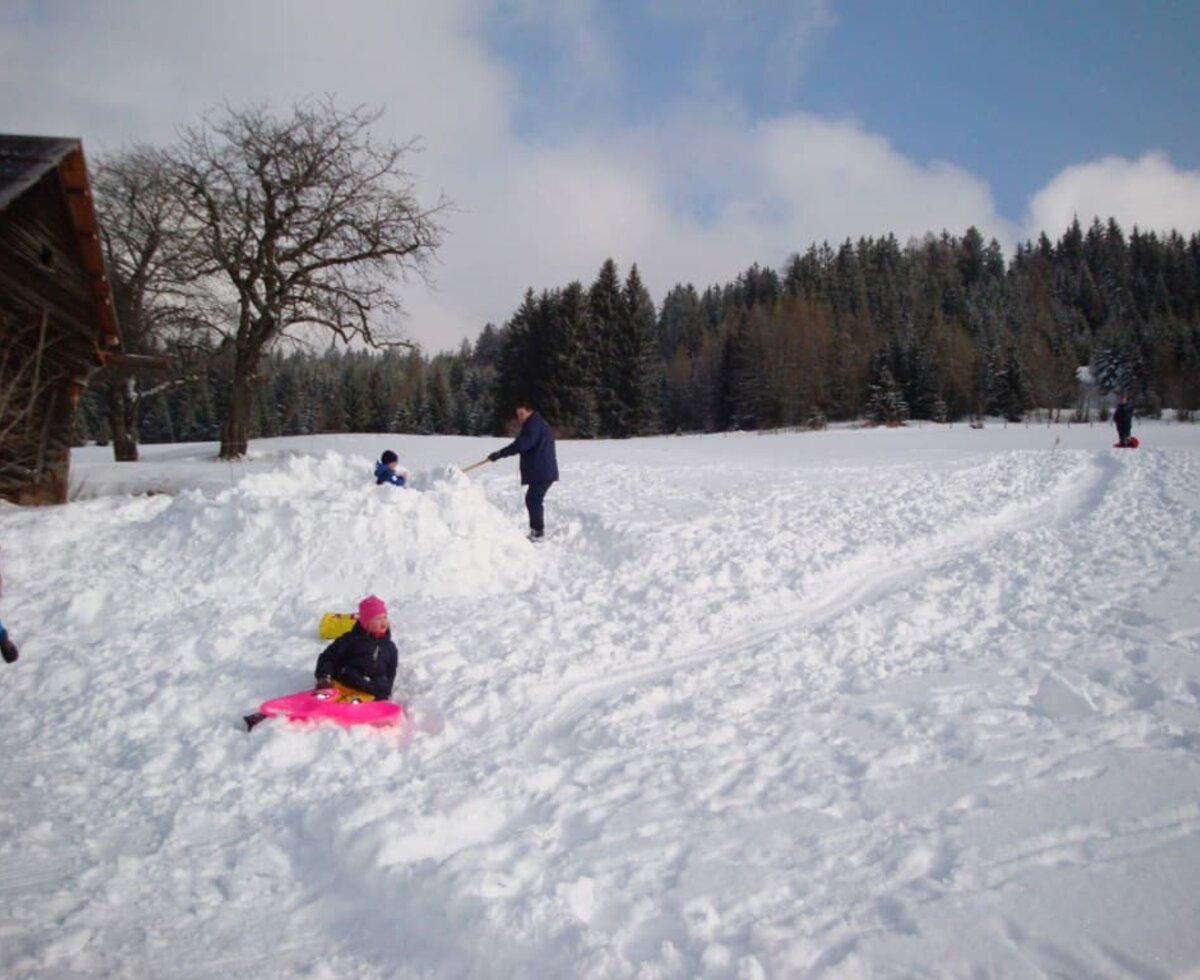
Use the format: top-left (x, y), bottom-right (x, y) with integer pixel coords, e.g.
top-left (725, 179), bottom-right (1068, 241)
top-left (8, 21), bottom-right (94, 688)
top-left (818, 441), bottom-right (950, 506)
top-left (458, 457), bottom-right (492, 474)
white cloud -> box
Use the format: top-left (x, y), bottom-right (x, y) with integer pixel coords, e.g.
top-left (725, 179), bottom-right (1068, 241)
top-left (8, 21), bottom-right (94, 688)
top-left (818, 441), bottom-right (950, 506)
top-left (753, 113), bottom-right (1013, 244)
top-left (14, 2), bottom-right (1186, 357)
top-left (1024, 152), bottom-right (1200, 241)
top-left (413, 103), bottom-right (1015, 348)
top-left (0, 0), bottom-right (512, 156)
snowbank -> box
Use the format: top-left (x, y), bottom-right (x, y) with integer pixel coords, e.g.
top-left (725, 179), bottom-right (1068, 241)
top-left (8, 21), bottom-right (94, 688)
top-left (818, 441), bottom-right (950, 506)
top-left (1, 423), bottom-right (1199, 978)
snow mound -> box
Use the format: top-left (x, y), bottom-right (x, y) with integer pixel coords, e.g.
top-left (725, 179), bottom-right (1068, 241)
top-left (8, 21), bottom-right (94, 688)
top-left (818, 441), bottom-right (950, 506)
top-left (139, 452), bottom-right (533, 611)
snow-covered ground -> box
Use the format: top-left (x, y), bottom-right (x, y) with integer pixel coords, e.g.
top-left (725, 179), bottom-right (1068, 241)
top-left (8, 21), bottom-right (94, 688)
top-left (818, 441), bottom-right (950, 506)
top-left (2, 419), bottom-right (1199, 979)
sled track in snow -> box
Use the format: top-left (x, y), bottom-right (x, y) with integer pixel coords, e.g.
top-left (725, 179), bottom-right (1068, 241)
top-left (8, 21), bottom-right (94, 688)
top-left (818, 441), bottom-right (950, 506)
top-left (520, 453), bottom-right (1118, 761)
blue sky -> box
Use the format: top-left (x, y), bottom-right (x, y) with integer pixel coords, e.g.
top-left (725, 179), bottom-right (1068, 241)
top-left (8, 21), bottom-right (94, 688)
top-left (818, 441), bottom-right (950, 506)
top-left (490, 1), bottom-right (1200, 225)
top-left (794, 1), bottom-right (1200, 222)
top-left (3, 1), bottom-right (1199, 351)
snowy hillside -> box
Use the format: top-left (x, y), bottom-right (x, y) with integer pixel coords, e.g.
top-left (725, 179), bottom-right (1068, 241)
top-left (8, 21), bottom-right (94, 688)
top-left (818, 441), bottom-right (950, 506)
top-left (2, 421), bottom-right (1199, 978)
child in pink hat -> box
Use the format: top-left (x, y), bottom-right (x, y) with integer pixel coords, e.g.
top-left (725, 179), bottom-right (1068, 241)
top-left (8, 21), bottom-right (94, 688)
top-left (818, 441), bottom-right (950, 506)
top-left (312, 594), bottom-right (398, 703)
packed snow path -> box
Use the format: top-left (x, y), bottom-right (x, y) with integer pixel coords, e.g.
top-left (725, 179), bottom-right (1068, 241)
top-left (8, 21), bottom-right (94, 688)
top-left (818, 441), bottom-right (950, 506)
top-left (1, 424), bottom-right (1198, 978)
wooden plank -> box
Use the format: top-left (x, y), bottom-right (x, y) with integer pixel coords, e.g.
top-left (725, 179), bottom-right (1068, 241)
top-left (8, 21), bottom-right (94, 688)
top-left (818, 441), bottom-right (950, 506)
top-left (103, 351), bottom-right (171, 369)
top-left (66, 190), bottom-right (98, 235)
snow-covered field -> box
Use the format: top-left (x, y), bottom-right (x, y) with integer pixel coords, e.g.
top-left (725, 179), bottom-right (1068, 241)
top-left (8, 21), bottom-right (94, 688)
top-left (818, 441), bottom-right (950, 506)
top-left (2, 420), bottom-right (1199, 979)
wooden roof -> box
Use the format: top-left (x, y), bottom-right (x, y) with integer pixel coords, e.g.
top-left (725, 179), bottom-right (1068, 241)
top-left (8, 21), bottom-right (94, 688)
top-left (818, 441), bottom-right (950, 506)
top-left (0, 134), bottom-right (121, 358)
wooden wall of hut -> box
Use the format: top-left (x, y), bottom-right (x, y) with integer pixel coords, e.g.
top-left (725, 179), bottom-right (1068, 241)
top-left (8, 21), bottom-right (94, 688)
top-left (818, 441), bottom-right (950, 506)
top-left (0, 166), bottom-right (100, 505)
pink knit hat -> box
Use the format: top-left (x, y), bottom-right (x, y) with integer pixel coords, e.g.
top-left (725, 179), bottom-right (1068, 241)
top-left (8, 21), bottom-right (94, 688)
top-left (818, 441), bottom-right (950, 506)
top-left (358, 595), bottom-right (387, 623)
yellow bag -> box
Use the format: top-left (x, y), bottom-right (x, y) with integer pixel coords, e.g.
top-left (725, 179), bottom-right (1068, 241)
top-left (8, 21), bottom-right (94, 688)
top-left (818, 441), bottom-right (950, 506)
top-left (318, 612), bottom-right (357, 641)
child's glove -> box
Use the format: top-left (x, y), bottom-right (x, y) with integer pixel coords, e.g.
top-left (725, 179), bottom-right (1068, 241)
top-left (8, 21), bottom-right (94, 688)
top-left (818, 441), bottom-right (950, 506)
top-left (0, 632), bottom-right (18, 664)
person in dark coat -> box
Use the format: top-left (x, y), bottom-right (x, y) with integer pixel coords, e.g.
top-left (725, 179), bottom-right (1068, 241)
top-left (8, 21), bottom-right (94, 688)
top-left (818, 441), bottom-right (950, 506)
top-left (1113, 394), bottom-right (1135, 447)
top-left (374, 449), bottom-right (407, 487)
top-left (0, 565), bottom-right (18, 663)
top-left (313, 595), bottom-right (399, 702)
top-left (0, 617), bottom-right (18, 664)
top-left (487, 400), bottom-right (559, 540)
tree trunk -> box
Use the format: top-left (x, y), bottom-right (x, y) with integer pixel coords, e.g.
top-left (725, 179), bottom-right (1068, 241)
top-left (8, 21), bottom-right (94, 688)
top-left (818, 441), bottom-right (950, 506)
top-left (105, 370), bottom-right (140, 462)
top-left (220, 363), bottom-right (253, 459)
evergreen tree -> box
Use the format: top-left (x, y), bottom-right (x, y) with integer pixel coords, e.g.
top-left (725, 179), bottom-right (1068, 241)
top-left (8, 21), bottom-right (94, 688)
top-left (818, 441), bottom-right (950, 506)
top-left (991, 345), bottom-right (1032, 421)
top-left (74, 388), bottom-right (108, 445)
top-left (588, 259), bottom-right (629, 436)
top-left (106, 212), bottom-right (1200, 444)
top-left (140, 392), bottom-right (176, 443)
top-left (546, 282), bottom-right (599, 436)
top-left (713, 312), bottom-right (755, 430)
top-left (893, 330), bottom-right (941, 420)
top-left (783, 244), bottom-right (828, 301)
top-left (622, 264), bottom-right (662, 435)
top-left (425, 364), bottom-right (453, 433)
top-left (493, 290), bottom-right (539, 432)
top-left (865, 363), bottom-right (909, 426)
top-left (659, 284), bottom-right (706, 360)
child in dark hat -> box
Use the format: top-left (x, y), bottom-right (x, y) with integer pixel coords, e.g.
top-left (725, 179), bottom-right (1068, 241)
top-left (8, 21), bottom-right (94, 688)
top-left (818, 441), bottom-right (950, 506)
top-left (374, 449), bottom-right (408, 487)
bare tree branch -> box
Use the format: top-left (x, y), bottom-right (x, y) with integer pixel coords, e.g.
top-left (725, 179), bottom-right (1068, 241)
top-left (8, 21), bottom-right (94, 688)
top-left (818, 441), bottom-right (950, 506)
top-left (164, 96), bottom-right (450, 457)
top-left (92, 145), bottom-right (201, 460)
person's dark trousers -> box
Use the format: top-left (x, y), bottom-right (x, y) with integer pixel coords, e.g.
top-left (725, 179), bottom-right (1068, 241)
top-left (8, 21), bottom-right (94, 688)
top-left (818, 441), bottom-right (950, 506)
top-left (1117, 423), bottom-right (1132, 446)
top-left (525, 482), bottom-right (552, 536)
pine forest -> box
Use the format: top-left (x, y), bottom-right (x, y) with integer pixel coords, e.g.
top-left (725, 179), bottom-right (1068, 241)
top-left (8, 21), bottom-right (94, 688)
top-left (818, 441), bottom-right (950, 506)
top-left (78, 217), bottom-right (1200, 447)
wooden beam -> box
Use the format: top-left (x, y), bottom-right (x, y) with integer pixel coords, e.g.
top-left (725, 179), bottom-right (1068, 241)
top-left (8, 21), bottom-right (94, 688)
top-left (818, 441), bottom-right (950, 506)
top-left (55, 145), bottom-right (122, 353)
top-left (101, 351), bottom-right (171, 370)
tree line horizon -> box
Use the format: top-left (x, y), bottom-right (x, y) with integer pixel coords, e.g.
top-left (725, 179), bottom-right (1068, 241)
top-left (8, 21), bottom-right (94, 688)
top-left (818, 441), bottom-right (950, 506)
top-left (77, 100), bottom-right (1199, 454)
top-left (79, 215), bottom-right (1200, 448)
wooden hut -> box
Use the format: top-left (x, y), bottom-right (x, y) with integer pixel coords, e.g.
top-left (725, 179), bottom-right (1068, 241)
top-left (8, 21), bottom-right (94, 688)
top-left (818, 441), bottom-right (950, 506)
top-left (0, 135), bottom-right (122, 504)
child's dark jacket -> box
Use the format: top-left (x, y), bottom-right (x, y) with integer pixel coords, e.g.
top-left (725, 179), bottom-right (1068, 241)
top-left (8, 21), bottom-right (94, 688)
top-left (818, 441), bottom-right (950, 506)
top-left (314, 623), bottom-right (398, 700)
top-left (375, 461), bottom-right (406, 486)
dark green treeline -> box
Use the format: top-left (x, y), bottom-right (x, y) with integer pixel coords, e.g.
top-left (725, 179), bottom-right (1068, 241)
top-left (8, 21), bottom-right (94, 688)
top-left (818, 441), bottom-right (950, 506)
top-left (76, 217), bottom-right (1200, 445)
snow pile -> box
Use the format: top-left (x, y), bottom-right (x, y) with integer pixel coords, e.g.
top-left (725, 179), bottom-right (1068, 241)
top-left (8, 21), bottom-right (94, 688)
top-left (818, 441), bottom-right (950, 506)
top-left (22, 451), bottom-right (531, 643)
top-left (2, 423), bottom-right (1200, 978)
top-left (147, 451), bottom-right (532, 605)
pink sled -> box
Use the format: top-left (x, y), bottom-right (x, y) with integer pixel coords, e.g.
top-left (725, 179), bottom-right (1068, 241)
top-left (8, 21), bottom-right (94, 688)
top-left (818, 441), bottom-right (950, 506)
top-left (259, 688), bottom-right (403, 727)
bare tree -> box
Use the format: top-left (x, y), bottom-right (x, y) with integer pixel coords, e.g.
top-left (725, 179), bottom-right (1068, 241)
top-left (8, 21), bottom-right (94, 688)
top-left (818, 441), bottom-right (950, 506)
top-left (170, 98), bottom-right (449, 458)
top-left (92, 145), bottom-right (196, 461)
